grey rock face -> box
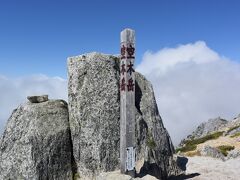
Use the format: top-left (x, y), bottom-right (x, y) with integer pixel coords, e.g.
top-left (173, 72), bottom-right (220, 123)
top-left (228, 116), bottom-right (240, 130)
top-left (135, 73), bottom-right (181, 179)
top-left (192, 117), bottom-right (227, 139)
top-left (27, 95), bottom-right (49, 103)
top-left (0, 100), bottom-right (73, 180)
top-left (68, 53), bottom-right (120, 180)
top-left (227, 127), bottom-right (240, 136)
top-left (226, 149), bottom-right (240, 159)
top-left (68, 53), bottom-right (181, 179)
top-left (200, 145), bottom-right (225, 161)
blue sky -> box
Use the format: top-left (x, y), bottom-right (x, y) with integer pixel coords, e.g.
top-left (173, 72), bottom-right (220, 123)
top-left (1, 1), bottom-right (240, 143)
top-left (0, 0), bottom-right (240, 78)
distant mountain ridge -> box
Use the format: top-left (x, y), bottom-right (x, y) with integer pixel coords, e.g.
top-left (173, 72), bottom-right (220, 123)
top-left (177, 114), bottom-right (240, 160)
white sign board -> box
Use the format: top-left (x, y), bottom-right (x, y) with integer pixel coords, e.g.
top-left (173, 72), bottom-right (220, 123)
top-left (126, 147), bottom-right (135, 171)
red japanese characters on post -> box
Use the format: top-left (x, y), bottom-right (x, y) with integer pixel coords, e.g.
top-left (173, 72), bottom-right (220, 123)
top-left (121, 44), bottom-right (135, 59)
top-left (121, 63), bottom-right (126, 75)
top-left (127, 45), bottom-right (135, 59)
top-left (127, 78), bottom-right (134, 91)
top-left (121, 41), bottom-right (135, 92)
top-left (121, 45), bottom-right (126, 59)
top-left (127, 61), bottom-right (135, 76)
top-left (121, 77), bottom-right (126, 91)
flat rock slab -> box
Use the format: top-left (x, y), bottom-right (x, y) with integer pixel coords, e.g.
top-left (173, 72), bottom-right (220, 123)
top-left (186, 156), bottom-right (240, 180)
top-left (27, 95), bottom-right (48, 103)
top-left (96, 171), bottom-right (158, 180)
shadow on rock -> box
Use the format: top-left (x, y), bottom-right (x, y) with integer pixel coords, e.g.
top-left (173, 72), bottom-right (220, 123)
top-left (136, 162), bottom-right (166, 180)
top-left (167, 173), bottom-right (201, 180)
top-left (176, 156), bottom-right (188, 171)
top-left (167, 156), bottom-right (200, 179)
top-left (136, 157), bottom-right (190, 179)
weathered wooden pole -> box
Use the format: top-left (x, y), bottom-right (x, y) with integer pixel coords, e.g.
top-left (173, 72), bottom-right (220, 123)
top-left (120, 28), bottom-right (136, 177)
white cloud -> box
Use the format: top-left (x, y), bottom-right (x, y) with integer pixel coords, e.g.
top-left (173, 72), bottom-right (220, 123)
top-left (1, 42), bottom-right (240, 146)
top-left (0, 74), bottom-right (67, 133)
top-left (137, 41), bottom-right (240, 145)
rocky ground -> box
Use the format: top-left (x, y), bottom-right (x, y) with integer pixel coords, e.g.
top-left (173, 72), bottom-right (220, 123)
top-left (185, 156), bottom-right (240, 180)
top-left (175, 115), bottom-right (240, 180)
top-left (95, 156), bottom-right (240, 180)
top-left (96, 171), bottom-right (157, 180)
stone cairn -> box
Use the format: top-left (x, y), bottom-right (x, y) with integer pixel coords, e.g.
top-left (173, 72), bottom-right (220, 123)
top-left (120, 28), bottom-right (136, 177)
top-left (27, 95), bottom-right (48, 103)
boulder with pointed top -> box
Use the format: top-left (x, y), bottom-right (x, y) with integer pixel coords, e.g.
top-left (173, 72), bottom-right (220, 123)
top-left (68, 53), bottom-right (182, 179)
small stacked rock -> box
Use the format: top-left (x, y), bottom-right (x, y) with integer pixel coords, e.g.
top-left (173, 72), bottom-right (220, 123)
top-left (27, 95), bottom-right (48, 103)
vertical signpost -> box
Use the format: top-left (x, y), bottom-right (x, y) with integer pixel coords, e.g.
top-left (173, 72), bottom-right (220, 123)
top-left (120, 28), bottom-right (136, 177)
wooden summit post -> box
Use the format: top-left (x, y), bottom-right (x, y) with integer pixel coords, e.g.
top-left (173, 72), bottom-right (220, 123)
top-left (120, 28), bottom-right (136, 177)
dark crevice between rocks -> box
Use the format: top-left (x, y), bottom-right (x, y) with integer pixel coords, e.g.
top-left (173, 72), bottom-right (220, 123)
top-left (153, 96), bottom-right (160, 116)
top-left (165, 132), bottom-right (175, 154)
top-left (137, 117), bottom-right (148, 151)
top-left (135, 81), bottom-right (143, 115)
top-left (111, 56), bottom-right (120, 73)
top-left (68, 123), bottom-right (78, 179)
top-left (65, 103), bottom-right (80, 179)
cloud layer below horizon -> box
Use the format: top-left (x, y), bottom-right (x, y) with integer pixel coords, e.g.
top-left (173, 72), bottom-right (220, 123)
top-left (1, 41), bottom-right (240, 145)
top-left (137, 41), bottom-right (240, 145)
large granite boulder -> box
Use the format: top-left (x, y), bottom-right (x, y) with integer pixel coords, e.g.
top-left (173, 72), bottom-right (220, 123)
top-left (0, 99), bottom-right (73, 180)
top-left (68, 52), bottom-right (181, 179)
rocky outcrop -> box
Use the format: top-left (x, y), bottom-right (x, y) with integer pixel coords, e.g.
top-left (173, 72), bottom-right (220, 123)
top-left (68, 53), bottom-right (181, 179)
top-left (179, 117), bottom-right (228, 147)
top-left (226, 126), bottom-right (240, 136)
top-left (226, 149), bottom-right (240, 159)
top-left (134, 73), bottom-right (181, 179)
top-left (190, 117), bottom-right (227, 139)
top-left (0, 99), bottom-right (73, 180)
top-left (200, 145), bottom-right (225, 161)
